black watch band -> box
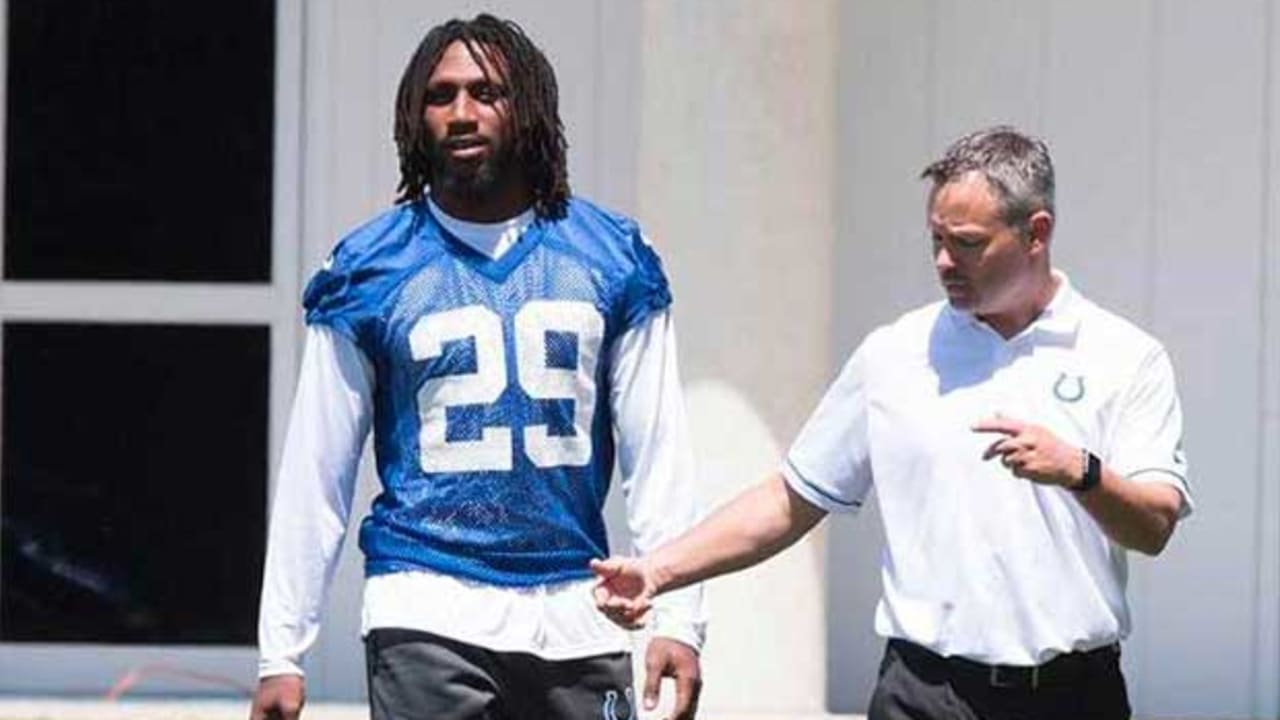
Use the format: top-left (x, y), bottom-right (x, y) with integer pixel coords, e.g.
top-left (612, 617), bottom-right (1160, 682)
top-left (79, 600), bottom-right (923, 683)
top-left (1075, 450), bottom-right (1101, 493)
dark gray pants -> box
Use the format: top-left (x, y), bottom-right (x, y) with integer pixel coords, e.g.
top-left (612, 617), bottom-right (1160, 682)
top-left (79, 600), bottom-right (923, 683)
top-left (365, 628), bottom-right (635, 720)
top-left (869, 639), bottom-right (1131, 720)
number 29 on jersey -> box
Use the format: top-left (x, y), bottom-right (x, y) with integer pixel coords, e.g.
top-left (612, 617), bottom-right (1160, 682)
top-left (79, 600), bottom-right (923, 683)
top-left (408, 300), bottom-right (604, 473)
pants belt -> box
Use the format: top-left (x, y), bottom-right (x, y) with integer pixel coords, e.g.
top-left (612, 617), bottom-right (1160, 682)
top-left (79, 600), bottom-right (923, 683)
top-left (889, 638), bottom-right (1120, 691)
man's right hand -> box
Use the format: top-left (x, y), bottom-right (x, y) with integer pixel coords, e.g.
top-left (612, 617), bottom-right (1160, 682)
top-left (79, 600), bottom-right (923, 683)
top-left (250, 674), bottom-right (305, 720)
top-left (590, 556), bottom-right (659, 629)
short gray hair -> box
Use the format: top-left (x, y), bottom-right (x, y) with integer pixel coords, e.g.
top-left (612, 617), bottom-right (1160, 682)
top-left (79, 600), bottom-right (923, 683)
top-left (921, 125), bottom-right (1055, 230)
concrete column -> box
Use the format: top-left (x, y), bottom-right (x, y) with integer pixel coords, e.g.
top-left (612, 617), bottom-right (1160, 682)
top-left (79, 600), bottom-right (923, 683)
top-left (634, 1), bottom-right (838, 713)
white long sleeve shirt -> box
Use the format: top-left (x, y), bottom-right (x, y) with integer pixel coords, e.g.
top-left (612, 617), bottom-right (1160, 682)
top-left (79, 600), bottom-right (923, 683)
top-left (258, 201), bottom-right (706, 677)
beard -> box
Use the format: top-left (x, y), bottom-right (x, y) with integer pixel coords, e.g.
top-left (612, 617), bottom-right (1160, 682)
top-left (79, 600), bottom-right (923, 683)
top-left (428, 140), bottom-right (516, 202)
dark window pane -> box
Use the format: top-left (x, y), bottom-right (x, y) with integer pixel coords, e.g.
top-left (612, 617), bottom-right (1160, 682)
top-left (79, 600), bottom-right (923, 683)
top-left (4, 1), bottom-right (275, 282)
top-left (1, 322), bottom-right (268, 644)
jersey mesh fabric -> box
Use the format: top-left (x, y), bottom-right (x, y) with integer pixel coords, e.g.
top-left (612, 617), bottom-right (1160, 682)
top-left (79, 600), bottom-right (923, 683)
top-left (302, 198), bottom-right (671, 587)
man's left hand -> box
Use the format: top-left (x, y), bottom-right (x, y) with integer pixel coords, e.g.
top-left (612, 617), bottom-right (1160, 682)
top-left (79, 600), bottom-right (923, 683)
top-left (643, 636), bottom-right (702, 720)
top-left (973, 415), bottom-right (1082, 488)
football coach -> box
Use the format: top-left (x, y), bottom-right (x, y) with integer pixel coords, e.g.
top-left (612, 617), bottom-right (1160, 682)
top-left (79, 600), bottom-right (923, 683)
top-left (591, 125), bottom-right (1193, 720)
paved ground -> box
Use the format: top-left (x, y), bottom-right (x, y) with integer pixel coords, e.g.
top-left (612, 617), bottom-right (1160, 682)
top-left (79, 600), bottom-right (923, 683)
top-left (0, 698), bottom-right (861, 720)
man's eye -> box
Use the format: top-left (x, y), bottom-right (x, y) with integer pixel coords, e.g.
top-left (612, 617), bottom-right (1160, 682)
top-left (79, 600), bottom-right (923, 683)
top-left (471, 83), bottom-right (506, 103)
top-left (955, 237), bottom-right (985, 250)
top-left (425, 86), bottom-right (457, 106)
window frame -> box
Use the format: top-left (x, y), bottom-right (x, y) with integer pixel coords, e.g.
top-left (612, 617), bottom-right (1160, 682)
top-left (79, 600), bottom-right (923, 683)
top-left (0, 0), bottom-right (302, 695)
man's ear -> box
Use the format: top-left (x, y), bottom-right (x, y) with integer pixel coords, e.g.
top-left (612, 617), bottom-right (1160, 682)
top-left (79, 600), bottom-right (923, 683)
top-left (1027, 210), bottom-right (1054, 252)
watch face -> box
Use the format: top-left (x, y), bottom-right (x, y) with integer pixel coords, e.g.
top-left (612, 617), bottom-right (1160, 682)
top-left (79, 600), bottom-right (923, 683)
top-left (1083, 452), bottom-right (1102, 491)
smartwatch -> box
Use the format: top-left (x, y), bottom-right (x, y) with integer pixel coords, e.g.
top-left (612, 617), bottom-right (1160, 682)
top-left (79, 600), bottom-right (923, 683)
top-left (1075, 449), bottom-right (1102, 493)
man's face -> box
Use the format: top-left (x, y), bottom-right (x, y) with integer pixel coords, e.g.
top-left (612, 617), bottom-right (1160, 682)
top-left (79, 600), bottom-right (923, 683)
top-left (928, 172), bottom-right (1039, 317)
top-left (423, 40), bottom-right (514, 199)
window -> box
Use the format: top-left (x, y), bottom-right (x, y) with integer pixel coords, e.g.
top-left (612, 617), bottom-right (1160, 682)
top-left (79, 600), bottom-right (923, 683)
top-left (2, 323), bottom-right (268, 644)
top-left (0, 1), bottom-right (296, 684)
top-left (5, 0), bottom-right (275, 281)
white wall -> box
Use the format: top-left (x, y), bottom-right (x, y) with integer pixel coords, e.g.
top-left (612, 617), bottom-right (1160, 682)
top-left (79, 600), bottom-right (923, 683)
top-left (834, 2), bottom-right (1280, 717)
top-left (631, 2), bottom-right (836, 713)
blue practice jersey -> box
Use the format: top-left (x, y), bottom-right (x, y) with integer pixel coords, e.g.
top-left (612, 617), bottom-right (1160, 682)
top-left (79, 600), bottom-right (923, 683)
top-left (302, 198), bottom-right (672, 587)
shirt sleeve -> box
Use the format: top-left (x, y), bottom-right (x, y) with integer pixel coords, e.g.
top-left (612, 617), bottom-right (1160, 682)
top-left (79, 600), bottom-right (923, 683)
top-left (609, 310), bottom-right (708, 652)
top-left (1107, 346), bottom-right (1194, 518)
top-left (781, 341), bottom-right (874, 513)
top-left (257, 325), bottom-right (374, 677)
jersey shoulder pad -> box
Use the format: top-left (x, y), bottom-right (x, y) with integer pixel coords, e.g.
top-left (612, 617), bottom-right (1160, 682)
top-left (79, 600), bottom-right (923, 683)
top-left (303, 204), bottom-right (427, 344)
top-left (556, 197), bottom-right (672, 330)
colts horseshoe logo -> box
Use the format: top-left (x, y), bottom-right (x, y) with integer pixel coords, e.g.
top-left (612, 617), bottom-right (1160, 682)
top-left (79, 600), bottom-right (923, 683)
top-left (602, 688), bottom-right (634, 720)
top-left (1053, 373), bottom-right (1085, 403)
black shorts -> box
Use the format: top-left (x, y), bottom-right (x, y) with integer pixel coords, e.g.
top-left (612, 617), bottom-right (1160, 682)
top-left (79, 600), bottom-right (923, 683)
top-left (365, 628), bottom-right (635, 720)
top-left (869, 638), bottom-right (1131, 720)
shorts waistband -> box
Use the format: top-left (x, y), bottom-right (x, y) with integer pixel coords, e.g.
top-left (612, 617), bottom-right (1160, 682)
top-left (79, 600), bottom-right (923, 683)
top-left (887, 638), bottom-right (1120, 691)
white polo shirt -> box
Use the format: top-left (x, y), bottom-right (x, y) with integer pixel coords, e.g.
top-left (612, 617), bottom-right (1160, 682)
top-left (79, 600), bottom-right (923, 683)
top-left (783, 272), bottom-right (1192, 665)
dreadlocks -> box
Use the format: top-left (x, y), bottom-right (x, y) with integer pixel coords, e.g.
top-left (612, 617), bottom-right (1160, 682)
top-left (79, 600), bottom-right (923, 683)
top-left (393, 14), bottom-right (570, 219)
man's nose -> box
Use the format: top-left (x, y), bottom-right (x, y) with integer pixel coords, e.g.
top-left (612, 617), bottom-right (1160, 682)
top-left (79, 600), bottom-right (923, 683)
top-left (446, 92), bottom-right (477, 125)
top-left (934, 244), bottom-right (955, 272)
